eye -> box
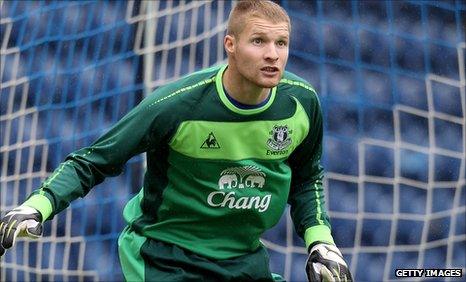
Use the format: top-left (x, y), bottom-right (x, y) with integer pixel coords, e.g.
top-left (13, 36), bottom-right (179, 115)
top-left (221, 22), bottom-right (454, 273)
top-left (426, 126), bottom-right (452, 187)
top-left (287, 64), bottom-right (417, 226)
top-left (252, 38), bottom-right (263, 45)
top-left (277, 40), bottom-right (288, 47)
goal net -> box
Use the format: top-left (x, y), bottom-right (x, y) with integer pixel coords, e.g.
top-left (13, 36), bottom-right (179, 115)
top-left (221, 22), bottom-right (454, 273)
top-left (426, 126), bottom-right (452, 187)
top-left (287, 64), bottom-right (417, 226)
top-left (1, 1), bottom-right (464, 281)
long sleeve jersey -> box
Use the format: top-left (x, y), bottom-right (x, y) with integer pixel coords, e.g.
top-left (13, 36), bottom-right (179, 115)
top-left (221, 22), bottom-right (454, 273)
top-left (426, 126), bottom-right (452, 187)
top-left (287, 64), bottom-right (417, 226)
top-left (25, 64), bottom-right (334, 260)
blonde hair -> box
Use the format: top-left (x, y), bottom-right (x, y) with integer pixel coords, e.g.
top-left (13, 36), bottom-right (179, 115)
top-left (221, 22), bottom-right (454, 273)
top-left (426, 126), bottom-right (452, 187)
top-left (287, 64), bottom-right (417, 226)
top-left (227, 0), bottom-right (291, 37)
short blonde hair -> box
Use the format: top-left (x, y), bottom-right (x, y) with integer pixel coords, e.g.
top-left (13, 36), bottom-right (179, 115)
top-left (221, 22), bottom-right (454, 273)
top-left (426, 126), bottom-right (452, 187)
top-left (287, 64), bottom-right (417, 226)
top-left (227, 0), bottom-right (291, 37)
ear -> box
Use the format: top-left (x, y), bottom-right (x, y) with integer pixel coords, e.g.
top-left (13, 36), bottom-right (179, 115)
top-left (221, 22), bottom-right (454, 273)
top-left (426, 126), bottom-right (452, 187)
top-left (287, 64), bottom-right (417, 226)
top-left (224, 35), bottom-right (235, 55)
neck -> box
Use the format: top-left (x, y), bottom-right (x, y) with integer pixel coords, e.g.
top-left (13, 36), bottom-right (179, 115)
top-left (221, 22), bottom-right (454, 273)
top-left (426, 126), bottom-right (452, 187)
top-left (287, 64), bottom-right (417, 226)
top-left (223, 65), bottom-right (271, 105)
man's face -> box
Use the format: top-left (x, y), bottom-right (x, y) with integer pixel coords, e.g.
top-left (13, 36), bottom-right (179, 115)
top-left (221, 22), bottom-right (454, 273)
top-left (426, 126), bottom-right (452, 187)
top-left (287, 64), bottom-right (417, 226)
top-left (226, 17), bottom-right (289, 89)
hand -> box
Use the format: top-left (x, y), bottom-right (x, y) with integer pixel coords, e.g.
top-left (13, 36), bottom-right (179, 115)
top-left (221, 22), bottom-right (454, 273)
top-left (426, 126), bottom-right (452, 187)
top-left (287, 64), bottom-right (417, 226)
top-left (306, 242), bottom-right (353, 282)
top-left (0, 206), bottom-right (43, 256)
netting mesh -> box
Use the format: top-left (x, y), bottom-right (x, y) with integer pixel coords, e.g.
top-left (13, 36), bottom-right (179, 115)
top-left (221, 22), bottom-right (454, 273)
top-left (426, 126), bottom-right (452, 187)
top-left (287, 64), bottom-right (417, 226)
top-left (1, 1), bottom-right (465, 281)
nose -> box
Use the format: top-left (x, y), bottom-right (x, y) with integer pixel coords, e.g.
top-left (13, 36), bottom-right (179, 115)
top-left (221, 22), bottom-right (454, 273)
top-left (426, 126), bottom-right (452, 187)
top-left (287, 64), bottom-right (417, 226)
top-left (264, 43), bottom-right (279, 61)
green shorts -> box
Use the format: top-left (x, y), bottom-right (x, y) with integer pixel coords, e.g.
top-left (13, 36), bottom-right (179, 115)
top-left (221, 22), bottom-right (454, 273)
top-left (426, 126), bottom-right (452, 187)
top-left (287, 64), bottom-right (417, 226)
top-left (118, 227), bottom-right (285, 281)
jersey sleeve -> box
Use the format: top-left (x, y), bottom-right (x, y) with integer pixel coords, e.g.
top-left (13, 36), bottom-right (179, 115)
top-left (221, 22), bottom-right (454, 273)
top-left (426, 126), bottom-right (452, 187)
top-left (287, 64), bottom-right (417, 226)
top-left (25, 94), bottom-right (163, 221)
top-left (287, 92), bottom-right (334, 248)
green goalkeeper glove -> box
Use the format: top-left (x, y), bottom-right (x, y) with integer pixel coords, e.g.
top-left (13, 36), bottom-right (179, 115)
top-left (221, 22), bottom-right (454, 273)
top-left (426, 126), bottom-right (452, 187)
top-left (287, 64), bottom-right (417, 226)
top-left (306, 242), bottom-right (353, 282)
top-left (0, 206), bottom-right (43, 256)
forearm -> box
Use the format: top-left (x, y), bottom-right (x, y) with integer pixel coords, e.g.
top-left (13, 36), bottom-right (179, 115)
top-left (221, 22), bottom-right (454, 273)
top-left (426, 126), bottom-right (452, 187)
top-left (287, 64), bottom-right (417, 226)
top-left (289, 178), bottom-right (334, 247)
top-left (27, 151), bottom-right (110, 221)
top-left (23, 97), bottom-right (157, 220)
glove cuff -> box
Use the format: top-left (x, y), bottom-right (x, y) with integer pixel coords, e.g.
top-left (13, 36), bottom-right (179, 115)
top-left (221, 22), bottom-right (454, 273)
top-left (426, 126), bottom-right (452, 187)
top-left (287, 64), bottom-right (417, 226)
top-left (308, 241), bottom-right (327, 253)
top-left (304, 225), bottom-right (334, 250)
top-left (22, 194), bottom-right (53, 223)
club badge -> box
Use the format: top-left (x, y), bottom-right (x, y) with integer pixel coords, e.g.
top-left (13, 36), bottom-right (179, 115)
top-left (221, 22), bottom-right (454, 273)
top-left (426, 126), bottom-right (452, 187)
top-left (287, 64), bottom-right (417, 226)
top-left (267, 125), bottom-right (292, 152)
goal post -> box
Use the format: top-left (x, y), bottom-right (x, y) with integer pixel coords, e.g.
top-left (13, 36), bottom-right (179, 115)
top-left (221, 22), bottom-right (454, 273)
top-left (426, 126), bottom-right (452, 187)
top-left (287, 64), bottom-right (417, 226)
top-left (1, 1), bottom-right (465, 281)
top-left (134, 0), bottom-right (231, 92)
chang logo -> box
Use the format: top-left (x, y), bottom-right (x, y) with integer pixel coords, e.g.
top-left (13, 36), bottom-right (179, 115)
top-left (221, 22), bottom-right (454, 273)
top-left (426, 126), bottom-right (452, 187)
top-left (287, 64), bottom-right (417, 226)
top-left (266, 125), bottom-right (292, 155)
top-left (206, 166), bottom-right (271, 212)
top-left (217, 166), bottom-right (266, 189)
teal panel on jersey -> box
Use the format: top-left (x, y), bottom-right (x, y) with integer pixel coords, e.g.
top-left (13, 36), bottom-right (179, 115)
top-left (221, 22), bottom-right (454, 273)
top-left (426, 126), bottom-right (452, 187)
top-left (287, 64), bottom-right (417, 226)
top-left (118, 226), bottom-right (147, 281)
top-left (123, 187), bottom-right (144, 225)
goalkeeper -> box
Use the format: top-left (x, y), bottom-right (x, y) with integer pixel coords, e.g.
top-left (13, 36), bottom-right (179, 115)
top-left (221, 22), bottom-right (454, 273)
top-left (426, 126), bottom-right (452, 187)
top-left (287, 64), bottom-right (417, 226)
top-left (0, 1), bottom-right (352, 281)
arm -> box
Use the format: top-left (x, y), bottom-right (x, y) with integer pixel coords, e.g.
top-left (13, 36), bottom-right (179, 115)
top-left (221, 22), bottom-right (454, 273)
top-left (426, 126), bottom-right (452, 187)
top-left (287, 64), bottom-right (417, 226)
top-left (28, 97), bottom-right (157, 220)
top-left (287, 94), bottom-right (333, 248)
top-left (287, 94), bottom-right (352, 281)
top-left (0, 95), bottom-right (160, 255)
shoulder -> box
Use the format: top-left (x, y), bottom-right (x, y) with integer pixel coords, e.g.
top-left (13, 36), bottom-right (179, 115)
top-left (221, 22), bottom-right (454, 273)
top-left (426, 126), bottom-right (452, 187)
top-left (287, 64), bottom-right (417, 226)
top-left (279, 71), bottom-right (318, 98)
top-left (142, 65), bottom-right (221, 109)
top-left (278, 71), bottom-right (320, 108)
top-left (129, 65), bottom-right (222, 141)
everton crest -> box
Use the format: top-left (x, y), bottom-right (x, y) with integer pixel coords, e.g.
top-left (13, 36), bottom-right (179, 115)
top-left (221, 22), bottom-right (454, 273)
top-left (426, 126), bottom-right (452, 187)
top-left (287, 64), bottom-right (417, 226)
top-left (267, 125), bottom-right (293, 152)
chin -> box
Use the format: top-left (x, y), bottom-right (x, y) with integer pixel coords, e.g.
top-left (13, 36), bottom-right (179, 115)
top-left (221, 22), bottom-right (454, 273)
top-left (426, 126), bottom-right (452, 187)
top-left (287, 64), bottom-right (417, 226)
top-left (258, 79), bottom-right (280, 88)
top-left (261, 83), bottom-right (279, 88)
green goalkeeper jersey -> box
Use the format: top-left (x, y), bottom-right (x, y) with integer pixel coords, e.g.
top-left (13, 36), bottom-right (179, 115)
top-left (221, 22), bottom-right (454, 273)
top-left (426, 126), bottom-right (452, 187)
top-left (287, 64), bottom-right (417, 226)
top-left (26, 64), bottom-right (333, 260)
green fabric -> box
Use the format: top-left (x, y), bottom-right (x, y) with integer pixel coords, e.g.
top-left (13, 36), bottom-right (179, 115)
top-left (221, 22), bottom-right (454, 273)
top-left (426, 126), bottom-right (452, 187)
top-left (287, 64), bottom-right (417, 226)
top-left (22, 194), bottom-right (53, 222)
top-left (168, 97), bottom-right (309, 160)
top-left (138, 237), bottom-right (275, 281)
top-left (29, 64), bottom-right (333, 261)
top-left (304, 225), bottom-right (335, 248)
top-left (122, 188), bottom-right (144, 227)
top-left (118, 226), bottom-right (147, 281)
top-left (143, 149), bottom-right (292, 259)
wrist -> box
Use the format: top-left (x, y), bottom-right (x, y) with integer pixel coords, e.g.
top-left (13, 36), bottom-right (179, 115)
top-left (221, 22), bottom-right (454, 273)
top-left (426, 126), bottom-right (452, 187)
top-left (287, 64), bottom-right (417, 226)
top-left (304, 225), bottom-right (334, 249)
top-left (308, 240), bottom-right (330, 253)
top-left (22, 194), bottom-right (53, 222)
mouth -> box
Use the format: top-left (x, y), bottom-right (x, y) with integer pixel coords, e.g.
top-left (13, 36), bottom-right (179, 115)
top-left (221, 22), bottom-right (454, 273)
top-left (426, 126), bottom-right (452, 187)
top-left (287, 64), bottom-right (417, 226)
top-left (260, 66), bottom-right (280, 75)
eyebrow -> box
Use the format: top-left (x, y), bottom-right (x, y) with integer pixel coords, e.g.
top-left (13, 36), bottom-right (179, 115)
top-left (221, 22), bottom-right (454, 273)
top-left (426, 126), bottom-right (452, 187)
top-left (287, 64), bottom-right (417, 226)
top-left (250, 31), bottom-right (289, 39)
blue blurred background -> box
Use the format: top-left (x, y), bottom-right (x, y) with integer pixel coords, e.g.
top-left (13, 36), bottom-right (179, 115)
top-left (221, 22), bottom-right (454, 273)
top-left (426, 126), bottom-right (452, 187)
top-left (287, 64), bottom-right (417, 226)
top-left (1, 1), bottom-right (465, 281)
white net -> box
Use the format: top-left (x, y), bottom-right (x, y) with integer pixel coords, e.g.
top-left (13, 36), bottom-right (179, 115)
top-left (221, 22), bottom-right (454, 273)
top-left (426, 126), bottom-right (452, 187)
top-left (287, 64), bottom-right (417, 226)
top-left (131, 0), bottom-right (230, 90)
top-left (1, 1), bottom-right (465, 281)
